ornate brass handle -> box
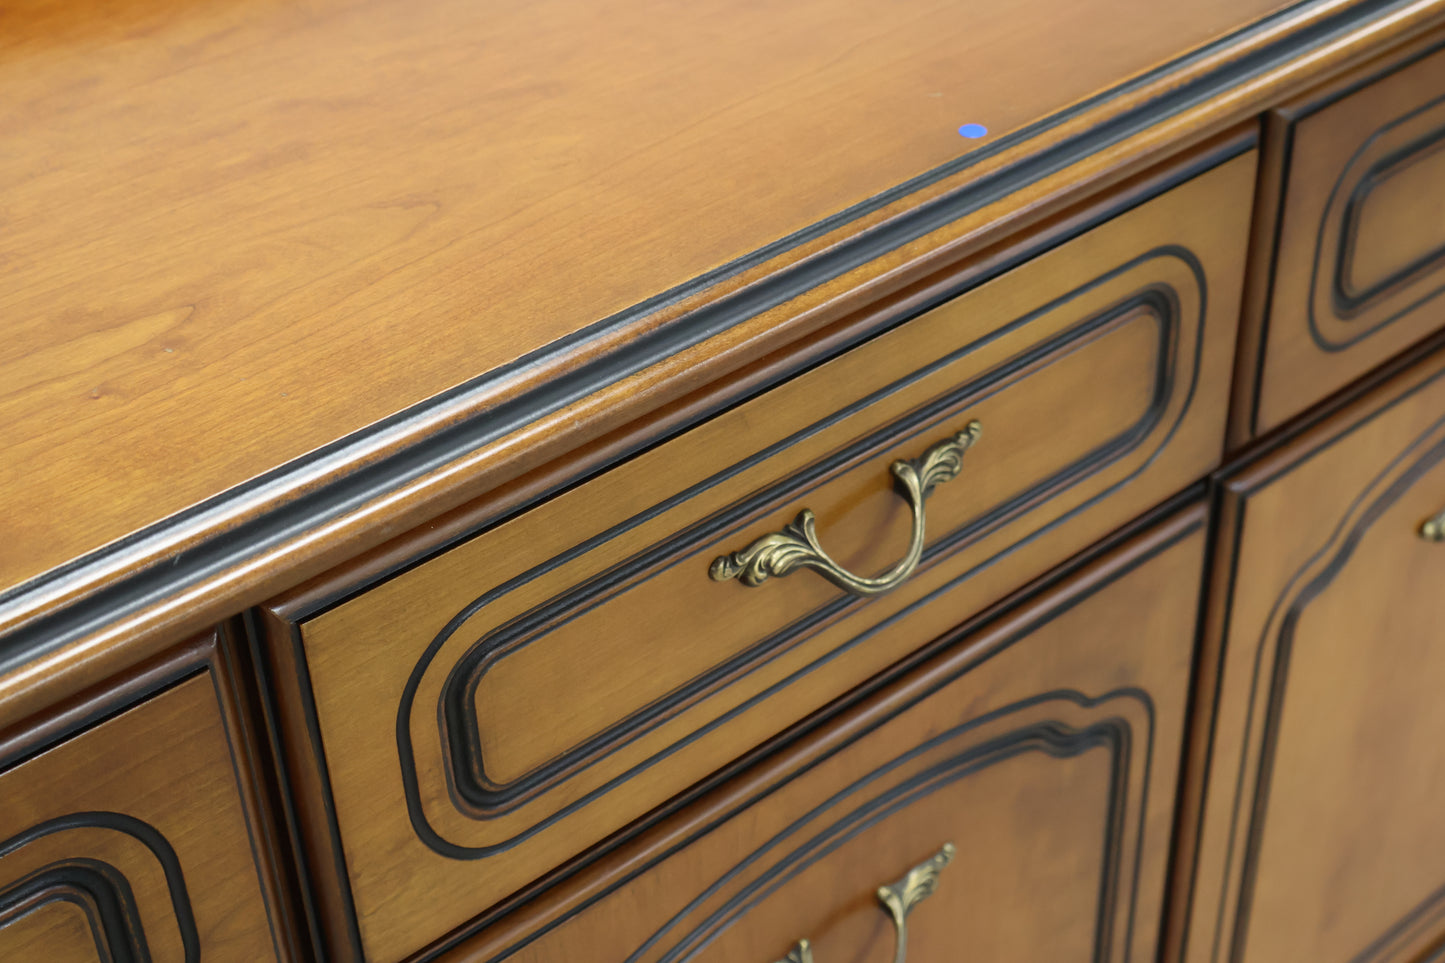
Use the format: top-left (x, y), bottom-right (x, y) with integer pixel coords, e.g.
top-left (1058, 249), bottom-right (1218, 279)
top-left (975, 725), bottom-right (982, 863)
top-left (771, 842), bottom-right (956, 963)
top-left (1421, 508), bottom-right (1445, 541)
top-left (709, 423), bottom-right (981, 598)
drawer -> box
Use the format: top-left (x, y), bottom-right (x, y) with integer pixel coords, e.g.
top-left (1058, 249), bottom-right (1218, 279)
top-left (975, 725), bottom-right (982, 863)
top-left (438, 503), bottom-right (1207, 963)
top-left (0, 635), bottom-right (286, 961)
top-left (1186, 341), bottom-right (1445, 963)
top-left (261, 152), bottom-right (1253, 962)
top-left (1234, 40), bottom-right (1445, 442)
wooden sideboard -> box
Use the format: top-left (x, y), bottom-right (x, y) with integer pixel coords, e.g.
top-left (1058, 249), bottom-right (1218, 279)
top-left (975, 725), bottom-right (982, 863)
top-left (6, 2), bottom-right (1445, 962)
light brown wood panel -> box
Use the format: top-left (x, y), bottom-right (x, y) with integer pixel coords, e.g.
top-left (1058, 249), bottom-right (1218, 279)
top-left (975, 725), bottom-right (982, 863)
top-left (0, 641), bottom-right (284, 962)
top-left (0, 0), bottom-right (1298, 597)
top-left (0, 899), bottom-right (100, 962)
top-left (1234, 37), bottom-right (1445, 442)
top-left (433, 502), bottom-right (1207, 963)
top-left (261, 152), bottom-right (1252, 963)
top-left (1183, 342), bottom-right (1445, 963)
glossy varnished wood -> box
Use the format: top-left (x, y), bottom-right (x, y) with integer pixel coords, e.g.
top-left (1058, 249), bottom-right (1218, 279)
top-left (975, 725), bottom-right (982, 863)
top-left (260, 154), bottom-right (1252, 963)
top-left (1183, 342), bottom-right (1445, 963)
top-left (0, 0), bottom-right (1296, 597)
top-left (432, 504), bottom-right (1207, 963)
top-left (5, 6), bottom-right (1445, 962)
top-left (0, 899), bottom-right (98, 962)
top-left (1231, 33), bottom-right (1445, 442)
top-left (0, 634), bottom-right (286, 961)
top-left (6, 1), bottom-right (1444, 740)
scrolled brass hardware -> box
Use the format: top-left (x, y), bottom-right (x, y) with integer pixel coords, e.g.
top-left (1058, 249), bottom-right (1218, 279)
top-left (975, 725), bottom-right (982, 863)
top-left (769, 842), bottom-right (956, 963)
top-left (774, 941), bottom-right (812, 963)
top-left (710, 422), bottom-right (981, 598)
top-left (1421, 508), bottom-right (1445, 541)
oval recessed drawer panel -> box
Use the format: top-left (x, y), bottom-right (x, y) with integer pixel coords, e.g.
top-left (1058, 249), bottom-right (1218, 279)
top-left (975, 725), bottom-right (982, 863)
top-left (1235, 41), bottom-right (1445, 442)
top-left (261, 153), bottom-right (1253, 962)
top-left (437, 505), bottom-right (1206, 963)
top-left (0, 637), bottom-right (285, 962)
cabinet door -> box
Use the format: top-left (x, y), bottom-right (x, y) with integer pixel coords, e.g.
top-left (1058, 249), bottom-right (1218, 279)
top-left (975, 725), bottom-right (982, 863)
top-left (1185, 344), bottom-right (1445, 963)
top-left (433, 503), bottom-right (1208, 963)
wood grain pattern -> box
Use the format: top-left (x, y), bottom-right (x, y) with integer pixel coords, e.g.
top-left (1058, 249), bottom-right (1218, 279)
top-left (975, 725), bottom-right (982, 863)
top-left (432, 503), bottom-right (1207, 963)
top-left (261, 153), bottom-right (1252, 963)
top-left (0, 661), bottom-right (280, 961)
top-left (1182, 341), bottom-right (1445, 963)
top-left (0, 0), bottom-right (1292, 596)
top-left (0, 897), bottom-right (100, 963)
top-left (1235, 35), bottom-right (1445, 441)
top-left (5, 1), bottom-right (1442, 740)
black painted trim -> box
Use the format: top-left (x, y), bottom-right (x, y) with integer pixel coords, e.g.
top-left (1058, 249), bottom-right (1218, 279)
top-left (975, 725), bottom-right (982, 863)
top-left (1335, 123), bottom-right (1445, 311)
top-left (1307, 89), bottom-right (1445, 351)
top-left (0, 860), bottom-right (143, 963)
top-left (432, 515), bottom-right (1202, 963)
top-left (0, 0), bottom-right (1388, 677)
top-left (0, 813), bottom-right (199, 963)
top-left (390, 245), bottom-right (1204, 858)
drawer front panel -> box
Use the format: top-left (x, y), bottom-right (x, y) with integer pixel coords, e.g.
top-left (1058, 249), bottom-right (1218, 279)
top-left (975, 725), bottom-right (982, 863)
top-left (1246, 43), bottom-right (1445, 437)
top-left (0, 665), bottom-right (280, 962)
top-left (438, 274), bottom-right (1168, 812)
top-left (1187, 344), bottom-right (1445, 963)
top-left (266, 153), bottom-right (1252, 962)
top-left (442, 506), bottom-right (1206, 963)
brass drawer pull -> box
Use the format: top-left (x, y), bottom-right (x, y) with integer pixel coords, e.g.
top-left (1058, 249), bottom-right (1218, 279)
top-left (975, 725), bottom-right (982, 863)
top-left (710, 423), bottom-right (981, 597)
top-left (1421, 508), bottom-right (1445, 541)
top-left (772, 842), bottom-right (956, 963)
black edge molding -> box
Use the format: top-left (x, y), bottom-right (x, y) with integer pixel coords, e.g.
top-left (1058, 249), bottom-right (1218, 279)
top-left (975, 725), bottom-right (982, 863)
top-left (1335, 125), bottom-right (1445, 312)
top-left (1206, 374), bottom-right (1445, 963)
top-left (384, 245), bottom-right (1203, 857)
top-left (0, 813), bottom-right (199, 963)
top-left (9, 0), bottom-right (1397, 674)
top-left (1309, 89), bottom-right (1445, 351)
top-left (0, 860), bottom-right (143, 963)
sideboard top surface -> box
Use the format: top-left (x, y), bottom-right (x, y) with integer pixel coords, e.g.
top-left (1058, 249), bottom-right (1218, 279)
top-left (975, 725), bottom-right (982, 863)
top-left (0, 0), bottom-right (1296, 593)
